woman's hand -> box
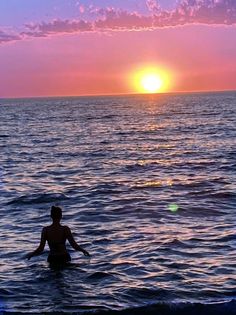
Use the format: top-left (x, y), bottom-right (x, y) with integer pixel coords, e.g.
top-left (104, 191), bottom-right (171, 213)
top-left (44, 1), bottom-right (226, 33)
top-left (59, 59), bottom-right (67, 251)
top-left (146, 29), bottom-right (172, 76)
top-left (25, 252), bottom-right (33, 260)
top-left (83, 249), bottom-right (90, 257)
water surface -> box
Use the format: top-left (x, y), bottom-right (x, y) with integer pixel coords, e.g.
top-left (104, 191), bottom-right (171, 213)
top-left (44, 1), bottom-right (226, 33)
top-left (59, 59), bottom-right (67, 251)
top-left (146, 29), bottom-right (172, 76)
top-left (0, 92), bottom-right (236, 314)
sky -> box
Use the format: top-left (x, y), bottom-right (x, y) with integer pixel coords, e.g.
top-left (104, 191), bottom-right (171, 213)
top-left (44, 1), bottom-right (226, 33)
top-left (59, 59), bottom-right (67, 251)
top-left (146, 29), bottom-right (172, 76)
top-left (0, 0), bottom-right (236, 97)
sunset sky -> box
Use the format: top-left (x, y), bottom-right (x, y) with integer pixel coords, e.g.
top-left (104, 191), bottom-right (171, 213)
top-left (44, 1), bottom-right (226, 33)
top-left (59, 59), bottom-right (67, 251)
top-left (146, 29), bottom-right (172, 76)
top-left (1, 0), bottom-right (236, 97)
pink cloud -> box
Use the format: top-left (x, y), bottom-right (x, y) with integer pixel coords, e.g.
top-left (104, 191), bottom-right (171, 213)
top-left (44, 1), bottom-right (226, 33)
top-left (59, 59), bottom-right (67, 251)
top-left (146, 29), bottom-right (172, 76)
top-left (146, 0), bottom-right (160, 13)
top-left (94, 8), bottom-right (153, 30)
top-left (79, 5), bottom-right (85, 14)
top-left (24, 0), bottom-right (236, 37)
top-left (165, 0), bottom-right (236, 26)
top-left (24, 19), bottom-right (93, 35)
top-left (1, 0), bottom-right (236, 44)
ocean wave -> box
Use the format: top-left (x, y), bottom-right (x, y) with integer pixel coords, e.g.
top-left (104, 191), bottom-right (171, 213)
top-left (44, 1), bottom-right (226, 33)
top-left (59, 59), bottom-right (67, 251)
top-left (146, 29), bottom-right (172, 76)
top-left (124, 161), bottom-right (162, 173)
top-left (123, 287), bottom-right (168, 300)
top-left (6, 192), bottom-right (69, 205)
top-left (86, 271), bottom-right (116, 281)
top-left (2, 300), bottom-right (236, 315)
top-left (188, 190), bottom-right (236, 199)
top-left (174, 206), bottom-right (225, 217)
top-left (215, 234), bottom-right (236, 242)
top-left (163, 238), bottom-right (193, 248)
top-left (95, 299), bottom-right (236, 315)
top-left (209, 191), bottom-right (236, 199)
top-left (87, 183), bottom-right (125, 196)
top-left (219, 164), bottom-right (236, 171)
top-left (0, 134), bottom-right (10, 138)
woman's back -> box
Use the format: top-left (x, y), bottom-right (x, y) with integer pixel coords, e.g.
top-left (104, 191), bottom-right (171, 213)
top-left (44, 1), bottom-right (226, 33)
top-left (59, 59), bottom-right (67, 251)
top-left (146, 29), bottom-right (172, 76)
top-left (45, 224), bottom-right (68, 255)
top-left (26, 206), bottom-right (90, 264)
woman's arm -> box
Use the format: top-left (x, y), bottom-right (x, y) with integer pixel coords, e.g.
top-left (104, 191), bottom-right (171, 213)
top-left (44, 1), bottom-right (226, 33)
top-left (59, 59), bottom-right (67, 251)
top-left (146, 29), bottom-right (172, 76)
top-left (65, 226), bottom-right (90, 256)
top-left (26, 227), bottom-right (47, 260)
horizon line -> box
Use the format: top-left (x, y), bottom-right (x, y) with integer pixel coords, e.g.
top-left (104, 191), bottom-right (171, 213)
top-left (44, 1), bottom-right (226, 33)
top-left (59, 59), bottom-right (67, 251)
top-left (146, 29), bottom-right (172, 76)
top-left (1, 88), bottom-right (236, 100)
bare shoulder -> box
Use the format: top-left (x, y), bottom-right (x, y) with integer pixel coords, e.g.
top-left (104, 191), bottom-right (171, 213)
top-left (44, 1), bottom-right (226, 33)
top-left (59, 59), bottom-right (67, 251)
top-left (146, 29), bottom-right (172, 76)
top-left (63, 225), bottom-right (71, 234)
top-left (42, 225), bottom-right (52, 234)
top-left (41, 226), bottom-right (48, 240)
top-left (42, 225), bottom-right (51, 231)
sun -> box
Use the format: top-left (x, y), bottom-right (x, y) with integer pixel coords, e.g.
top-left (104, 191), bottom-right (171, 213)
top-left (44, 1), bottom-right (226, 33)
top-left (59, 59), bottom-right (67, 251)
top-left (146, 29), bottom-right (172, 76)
top-left (141, 74), bottom-right (163, 93)
top-left (130, 66), bottom-right (171, 94)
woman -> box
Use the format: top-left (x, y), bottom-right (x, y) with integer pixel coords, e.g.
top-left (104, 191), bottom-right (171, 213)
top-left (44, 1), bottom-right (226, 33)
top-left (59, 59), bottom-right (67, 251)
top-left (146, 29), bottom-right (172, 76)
top-left (26, 206), bottom-right (90, 265)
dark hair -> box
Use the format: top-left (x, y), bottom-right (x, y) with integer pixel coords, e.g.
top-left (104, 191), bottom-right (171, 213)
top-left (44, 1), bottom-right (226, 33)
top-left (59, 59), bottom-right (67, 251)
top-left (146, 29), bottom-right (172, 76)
top-left (51, 206), bottom-right (62, 220)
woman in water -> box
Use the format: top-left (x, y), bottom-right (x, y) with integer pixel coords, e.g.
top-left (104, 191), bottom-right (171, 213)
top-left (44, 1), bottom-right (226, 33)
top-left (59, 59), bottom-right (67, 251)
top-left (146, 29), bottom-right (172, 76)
top-left (26, 206), bottom-right (90, 265)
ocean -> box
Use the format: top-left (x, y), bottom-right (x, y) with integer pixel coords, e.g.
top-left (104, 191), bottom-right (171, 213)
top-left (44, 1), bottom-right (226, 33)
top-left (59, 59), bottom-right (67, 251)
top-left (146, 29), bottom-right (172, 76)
top-left (0, 92), bottom-right (236, 314)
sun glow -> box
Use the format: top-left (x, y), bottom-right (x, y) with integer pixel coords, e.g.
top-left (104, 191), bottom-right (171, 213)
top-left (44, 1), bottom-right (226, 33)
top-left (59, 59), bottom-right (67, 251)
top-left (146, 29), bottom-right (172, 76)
top-left (131, 66), bottom-right (172, 94)
top-left (141, 74), bottom-right (163, 93)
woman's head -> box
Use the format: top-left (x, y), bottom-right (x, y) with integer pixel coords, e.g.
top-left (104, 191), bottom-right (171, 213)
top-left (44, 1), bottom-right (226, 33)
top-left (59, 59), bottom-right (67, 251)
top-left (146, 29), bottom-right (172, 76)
top-left (51, 206), bottom-right (62, 221)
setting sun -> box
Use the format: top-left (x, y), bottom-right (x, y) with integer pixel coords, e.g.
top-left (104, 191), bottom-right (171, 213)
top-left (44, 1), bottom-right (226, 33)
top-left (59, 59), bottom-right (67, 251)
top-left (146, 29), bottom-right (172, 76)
top-left (141, 74), bottom-right (163, 93)
top-left (130, 66), bottom-right (172, 94)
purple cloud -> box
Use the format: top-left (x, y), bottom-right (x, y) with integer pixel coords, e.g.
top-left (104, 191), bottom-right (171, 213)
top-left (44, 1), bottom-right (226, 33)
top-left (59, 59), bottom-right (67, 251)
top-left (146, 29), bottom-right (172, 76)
top-left (94, 8), bottom-right (153, 30)
top-left (0, 30), bottom-right (21, 44)
top-left (24, 19), bottom-right (93, 36)
top-left (146, 0), bottom-right (160, 13)
top-left (24, 0), bottom-right (236, 37)
top-left (165, 0), bottom-right (236, 26)
top-left (1, 0), bottom-right (236, 44)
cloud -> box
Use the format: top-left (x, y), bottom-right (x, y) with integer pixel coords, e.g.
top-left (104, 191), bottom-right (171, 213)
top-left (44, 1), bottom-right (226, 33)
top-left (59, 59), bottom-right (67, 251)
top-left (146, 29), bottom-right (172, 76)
top-left (164, 0), bottom-right (236, 26)
top-left (0, 30), bottom-right (21, 44)
top-left (146, 0), bottom-right (160, 13)
top-left (24, 19), bottom-right (93, 36)
top-left (1, 0), bottom-right (236, 44)
top-left (74, 0), bottom-right (85, 13)
top-left (79, 5), bottom-right (85, 14)
top-left (94, 8), bottom-right (153, 30)
top-left (24, 0), bottom-right (236, 37)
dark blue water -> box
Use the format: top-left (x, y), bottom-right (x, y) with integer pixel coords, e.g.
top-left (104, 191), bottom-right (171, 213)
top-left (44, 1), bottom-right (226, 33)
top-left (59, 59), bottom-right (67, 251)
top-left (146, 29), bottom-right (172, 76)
top-left (0, 92), bottom-right (236, 314)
